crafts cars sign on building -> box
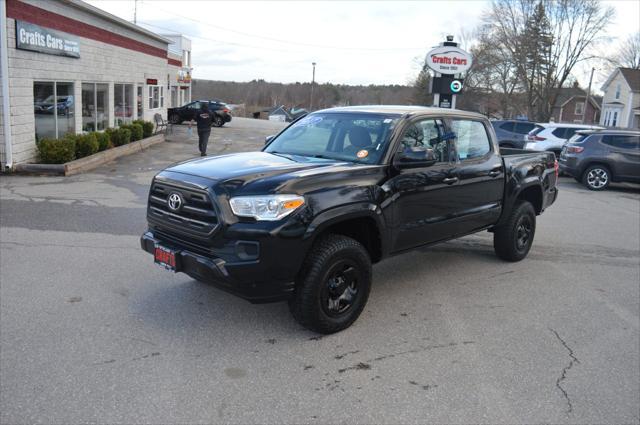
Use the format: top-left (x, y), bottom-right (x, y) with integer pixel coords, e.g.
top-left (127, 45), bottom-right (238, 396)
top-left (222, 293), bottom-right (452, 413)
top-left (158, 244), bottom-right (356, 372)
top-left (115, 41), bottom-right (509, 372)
top-left (426, 46), bottom-right (472, 74)
top-left (15, 20), bottom-right (80, 58)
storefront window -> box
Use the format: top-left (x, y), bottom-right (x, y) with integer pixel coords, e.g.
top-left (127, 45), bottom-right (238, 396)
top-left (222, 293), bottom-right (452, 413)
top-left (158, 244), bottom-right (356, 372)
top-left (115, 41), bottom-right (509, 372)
top-left (114, 84), bottom-right (134, 126)
top-left (34, 81), bottom-right (75, 140)
top-left (170, 86), bottom-right (178, 108)
top-left (34, 82), bottom-right (55, 140)
top-left (137, 86), bottom-right (143, 120)
top-left (82, 83), bottom-right (108, 132)
top-left (148, 85), bottom-right (163, 109)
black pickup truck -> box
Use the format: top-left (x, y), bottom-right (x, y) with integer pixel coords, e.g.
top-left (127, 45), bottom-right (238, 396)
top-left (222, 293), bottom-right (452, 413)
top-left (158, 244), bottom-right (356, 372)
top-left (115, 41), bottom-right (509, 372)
top-left (141, 106), bottom-right (558, 333)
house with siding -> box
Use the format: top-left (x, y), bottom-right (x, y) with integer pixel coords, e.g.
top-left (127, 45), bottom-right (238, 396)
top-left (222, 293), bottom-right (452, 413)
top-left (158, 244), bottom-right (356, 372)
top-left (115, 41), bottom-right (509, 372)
top-left (549, 85), bottom-right (601, 124)
top-left (599, 68), bottom-right (640, 129)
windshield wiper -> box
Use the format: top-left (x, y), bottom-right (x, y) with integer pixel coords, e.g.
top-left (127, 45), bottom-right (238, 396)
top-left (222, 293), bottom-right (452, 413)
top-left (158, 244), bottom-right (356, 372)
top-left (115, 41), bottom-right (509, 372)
top-left (268, 151), bottom-right (294, 159)
top-left (311, 154), bottom-right (337, 160)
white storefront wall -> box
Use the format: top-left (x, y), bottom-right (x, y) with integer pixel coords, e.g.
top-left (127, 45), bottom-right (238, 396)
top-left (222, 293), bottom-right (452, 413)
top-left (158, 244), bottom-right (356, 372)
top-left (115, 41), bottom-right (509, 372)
top-left (0, 0), bottom-right (171, 166)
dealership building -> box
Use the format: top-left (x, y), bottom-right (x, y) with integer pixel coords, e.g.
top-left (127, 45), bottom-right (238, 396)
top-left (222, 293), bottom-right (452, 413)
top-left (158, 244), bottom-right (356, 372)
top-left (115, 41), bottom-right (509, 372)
top-left (0, 0), bottom-right (192, 168)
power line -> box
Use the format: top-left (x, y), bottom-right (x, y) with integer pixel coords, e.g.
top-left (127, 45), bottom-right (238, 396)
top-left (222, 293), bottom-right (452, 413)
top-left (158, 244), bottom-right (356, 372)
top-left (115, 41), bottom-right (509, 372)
top-left (150, 4), bottom-right (427, 52)
top-left (137, 21), bottom-right (306, 54)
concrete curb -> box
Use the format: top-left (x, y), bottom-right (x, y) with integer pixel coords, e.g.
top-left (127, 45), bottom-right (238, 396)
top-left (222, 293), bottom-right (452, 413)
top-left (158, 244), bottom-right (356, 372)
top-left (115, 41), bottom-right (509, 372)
top-left (15, 134), bottom-right (165, 176)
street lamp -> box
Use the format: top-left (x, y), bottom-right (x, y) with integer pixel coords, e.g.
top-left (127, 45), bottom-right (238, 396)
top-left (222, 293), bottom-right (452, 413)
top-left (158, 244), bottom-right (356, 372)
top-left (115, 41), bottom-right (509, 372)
top-left (310, 62), bottom-right (316, 111)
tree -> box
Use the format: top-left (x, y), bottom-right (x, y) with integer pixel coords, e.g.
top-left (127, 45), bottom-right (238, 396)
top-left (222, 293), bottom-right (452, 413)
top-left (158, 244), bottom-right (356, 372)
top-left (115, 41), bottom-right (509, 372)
top-left (481, 0), bottom-right (614, 121)
top-left (611, 32), bottom-right (640, 69)
top-left (412, 64), bottom-right (432, 106)
top-left (467, 23), bottom-right (522, 117)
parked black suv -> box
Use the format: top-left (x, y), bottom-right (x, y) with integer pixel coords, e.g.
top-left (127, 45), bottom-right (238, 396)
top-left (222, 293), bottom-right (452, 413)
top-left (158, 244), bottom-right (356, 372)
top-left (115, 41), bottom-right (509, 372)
top-left (559, 129), bottom-right (640, 190)
top-left (491, 119), bottom-right (537, 149)
top-left (168, 100), bottom-right (232, 127)
top-left (141, 106), bottom-right (558, 333)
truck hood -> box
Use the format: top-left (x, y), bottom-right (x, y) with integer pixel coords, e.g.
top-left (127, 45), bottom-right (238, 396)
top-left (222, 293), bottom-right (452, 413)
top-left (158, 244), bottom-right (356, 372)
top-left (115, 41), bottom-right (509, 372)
top-left (162, 151), bottom-right (376, 195)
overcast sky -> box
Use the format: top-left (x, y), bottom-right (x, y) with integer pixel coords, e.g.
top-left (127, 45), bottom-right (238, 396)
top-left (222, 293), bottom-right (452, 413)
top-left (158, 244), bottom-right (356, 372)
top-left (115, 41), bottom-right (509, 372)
top-left (88, 0), bottom-right (639, 89)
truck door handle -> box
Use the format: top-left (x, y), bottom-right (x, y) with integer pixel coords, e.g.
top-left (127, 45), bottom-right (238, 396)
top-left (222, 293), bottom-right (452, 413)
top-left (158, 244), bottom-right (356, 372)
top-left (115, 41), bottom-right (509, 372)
top-left (489, 170), bottom-right (501, 177)
top-left (443, 177), bottom-right (459, 185)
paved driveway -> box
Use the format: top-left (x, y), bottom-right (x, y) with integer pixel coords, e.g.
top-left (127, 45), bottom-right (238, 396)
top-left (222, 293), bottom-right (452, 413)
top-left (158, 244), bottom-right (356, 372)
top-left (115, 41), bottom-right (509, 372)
top-left (1, 117), bottom-right (639, 424)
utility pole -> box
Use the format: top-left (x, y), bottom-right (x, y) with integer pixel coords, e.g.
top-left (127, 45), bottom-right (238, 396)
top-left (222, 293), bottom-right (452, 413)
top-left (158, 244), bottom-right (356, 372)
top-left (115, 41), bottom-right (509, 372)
top-left (310, 62), bottom-right (316, 111)
top-left (583, 67), bottom-right (595, 124)
top-left (134, 0), bottom-right (138, 24)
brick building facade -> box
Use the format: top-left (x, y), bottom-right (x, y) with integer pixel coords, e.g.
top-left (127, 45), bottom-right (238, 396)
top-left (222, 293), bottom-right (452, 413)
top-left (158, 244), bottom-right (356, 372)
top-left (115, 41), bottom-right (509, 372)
top-left (0, 0), bottom-right (191, 167)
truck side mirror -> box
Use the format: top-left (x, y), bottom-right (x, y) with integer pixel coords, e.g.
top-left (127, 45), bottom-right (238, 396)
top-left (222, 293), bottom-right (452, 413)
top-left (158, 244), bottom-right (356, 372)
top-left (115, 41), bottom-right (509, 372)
top-left (394, 147), bottom-right (437, 168)
top-left (265, 135), bottom-right (275, 145)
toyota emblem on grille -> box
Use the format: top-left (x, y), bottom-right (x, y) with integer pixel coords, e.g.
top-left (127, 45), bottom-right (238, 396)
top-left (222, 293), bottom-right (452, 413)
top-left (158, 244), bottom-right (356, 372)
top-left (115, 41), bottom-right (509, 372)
top-left (167, 192), bottom-right (183, 211)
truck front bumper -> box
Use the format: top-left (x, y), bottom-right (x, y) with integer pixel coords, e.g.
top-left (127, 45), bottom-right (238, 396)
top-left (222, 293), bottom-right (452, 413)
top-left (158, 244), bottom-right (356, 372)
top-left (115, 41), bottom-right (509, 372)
top-left (140, 231), bottom-right (295, 303)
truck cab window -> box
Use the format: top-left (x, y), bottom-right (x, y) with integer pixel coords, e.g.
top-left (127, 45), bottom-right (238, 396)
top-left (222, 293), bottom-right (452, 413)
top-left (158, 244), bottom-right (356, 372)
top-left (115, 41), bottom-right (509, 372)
top-left (399, 119), bottom-right (449, 162)
top-left (451, 119), bottom-right (491, 160)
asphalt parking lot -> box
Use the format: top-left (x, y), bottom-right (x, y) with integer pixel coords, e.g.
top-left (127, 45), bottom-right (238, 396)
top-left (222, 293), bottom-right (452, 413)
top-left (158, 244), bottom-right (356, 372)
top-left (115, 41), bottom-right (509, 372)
top-left (1, 117), bottom-right (639, 424)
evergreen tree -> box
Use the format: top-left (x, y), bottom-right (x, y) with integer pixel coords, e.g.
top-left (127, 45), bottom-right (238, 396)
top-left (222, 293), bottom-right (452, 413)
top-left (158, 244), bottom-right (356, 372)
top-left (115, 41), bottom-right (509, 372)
top-left (412, 64), bottom-right (433, 106)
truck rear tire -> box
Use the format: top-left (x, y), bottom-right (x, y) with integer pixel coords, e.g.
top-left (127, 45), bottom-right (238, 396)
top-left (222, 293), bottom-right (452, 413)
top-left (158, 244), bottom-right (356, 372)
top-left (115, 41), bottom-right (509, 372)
top-left (289, 234), bottom-right (372, 334)
top-left (493, 201), bottom-right (536, 262)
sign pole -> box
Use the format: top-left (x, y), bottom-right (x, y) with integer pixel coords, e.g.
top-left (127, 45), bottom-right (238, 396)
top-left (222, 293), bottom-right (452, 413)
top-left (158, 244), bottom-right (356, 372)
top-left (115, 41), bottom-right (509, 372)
top-left (433, 72), bottom-right (441, 107)
top-left (451, 73), bottom-right (458, 109)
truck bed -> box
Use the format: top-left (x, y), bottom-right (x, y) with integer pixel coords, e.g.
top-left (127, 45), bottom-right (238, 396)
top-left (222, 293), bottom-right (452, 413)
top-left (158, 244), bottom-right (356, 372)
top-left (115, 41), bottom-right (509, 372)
top-left (498, 147), bottom-right (558, 219)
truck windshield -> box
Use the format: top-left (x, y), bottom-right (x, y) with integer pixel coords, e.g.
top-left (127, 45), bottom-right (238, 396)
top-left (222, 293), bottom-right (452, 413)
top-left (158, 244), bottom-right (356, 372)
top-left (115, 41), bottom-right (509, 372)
top-left (264, 112), bottom-right (400, 164)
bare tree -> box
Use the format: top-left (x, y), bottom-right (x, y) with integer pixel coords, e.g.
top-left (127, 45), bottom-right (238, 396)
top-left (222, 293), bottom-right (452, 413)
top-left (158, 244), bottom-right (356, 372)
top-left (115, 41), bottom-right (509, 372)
top-left (611, 32), bottom-right (640, 69)
top-left (481, 0), bottom-right (614, 121)
top-left (466, 23), bottom-right (522, 117)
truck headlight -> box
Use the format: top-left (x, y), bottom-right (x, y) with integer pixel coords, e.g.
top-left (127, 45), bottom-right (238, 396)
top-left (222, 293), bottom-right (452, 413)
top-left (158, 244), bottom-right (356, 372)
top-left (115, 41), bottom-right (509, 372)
top-left (229, 195), bottom-right (305, 221)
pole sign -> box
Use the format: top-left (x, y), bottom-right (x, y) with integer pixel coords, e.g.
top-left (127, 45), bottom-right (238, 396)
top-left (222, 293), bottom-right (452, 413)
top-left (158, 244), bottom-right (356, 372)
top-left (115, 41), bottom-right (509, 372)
top-left (425, 46), bottom-right (472, 74)
top-left (15, 21), bottom-right (80, 58)
top-left (438, 94), bottom-right (452, 109)
top-left (432, 76), bottom-right (464, 95)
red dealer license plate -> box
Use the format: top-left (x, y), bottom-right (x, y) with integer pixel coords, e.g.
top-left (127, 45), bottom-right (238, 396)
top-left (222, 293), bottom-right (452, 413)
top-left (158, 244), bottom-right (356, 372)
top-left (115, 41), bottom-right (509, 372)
top-left (154, 245), bottom-right (178, 271)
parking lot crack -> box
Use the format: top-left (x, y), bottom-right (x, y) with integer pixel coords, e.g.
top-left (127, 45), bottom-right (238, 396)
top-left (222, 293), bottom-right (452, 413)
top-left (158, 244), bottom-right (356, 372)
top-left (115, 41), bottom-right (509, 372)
top-left (339, 341), bottom-right (470, 374)
top-left (549, 328), bottom-right (580, 415)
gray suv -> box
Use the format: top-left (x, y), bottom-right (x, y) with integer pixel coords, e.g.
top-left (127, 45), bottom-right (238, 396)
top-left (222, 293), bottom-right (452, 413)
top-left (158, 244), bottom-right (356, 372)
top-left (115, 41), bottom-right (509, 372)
top-left (559, 129), bottom-right (640, 190)
top-left (491, 120), bottom-right (537, 149)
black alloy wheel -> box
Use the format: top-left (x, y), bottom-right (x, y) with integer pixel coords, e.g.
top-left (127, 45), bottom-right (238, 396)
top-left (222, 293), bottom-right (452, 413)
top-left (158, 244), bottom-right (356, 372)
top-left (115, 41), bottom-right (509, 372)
top-left (289, 234), bottom-right (372, 334)
top-left (493, 201), bottom-right (536, 262)
top-left (320, 260), bottom-right (361, 316)
top-left (515, 214), bottom-right (533, 252)
top-left (213, 115), bottom-right (224, 127)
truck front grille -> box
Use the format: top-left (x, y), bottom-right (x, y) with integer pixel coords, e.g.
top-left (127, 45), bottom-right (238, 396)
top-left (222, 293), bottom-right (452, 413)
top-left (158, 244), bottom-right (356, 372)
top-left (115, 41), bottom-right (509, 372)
top-left (148, 182), bottom-right (219, 237)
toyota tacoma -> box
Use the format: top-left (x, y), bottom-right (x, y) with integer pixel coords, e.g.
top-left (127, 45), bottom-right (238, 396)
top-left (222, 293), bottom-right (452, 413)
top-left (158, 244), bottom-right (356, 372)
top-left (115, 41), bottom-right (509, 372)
top-left (141, 106), bottom-right (558, 333)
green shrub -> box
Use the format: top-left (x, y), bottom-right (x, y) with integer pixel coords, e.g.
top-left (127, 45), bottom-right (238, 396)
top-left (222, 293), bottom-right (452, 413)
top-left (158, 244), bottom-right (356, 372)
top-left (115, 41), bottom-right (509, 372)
top-left (107, 128), bottom-right (123, 146)
top-left (37, 138), bottom-right (76, 164)
top-left (75, 133), bottom-right (99, 158)
top-left (95, 131), bottom-right (111, 151)
top-left (129, 123), bottom-right (143, 141)
top-left (134, 120), bottom-right (154, 138)
top-left (118, 127), bottom-right (131, 145)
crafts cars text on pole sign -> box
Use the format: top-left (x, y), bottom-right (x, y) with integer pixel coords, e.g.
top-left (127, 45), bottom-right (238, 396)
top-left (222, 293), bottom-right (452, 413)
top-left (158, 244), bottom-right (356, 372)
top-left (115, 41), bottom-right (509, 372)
top-left (426, 46), bottom-right (472, 74)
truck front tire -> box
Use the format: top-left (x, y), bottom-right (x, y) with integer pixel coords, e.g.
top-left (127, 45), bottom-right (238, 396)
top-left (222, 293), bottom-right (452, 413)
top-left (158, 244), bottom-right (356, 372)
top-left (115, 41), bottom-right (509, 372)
top-left (493, 201), bottom-right (536, 262)
top-left (289, 234), bottom-right (372, 334)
